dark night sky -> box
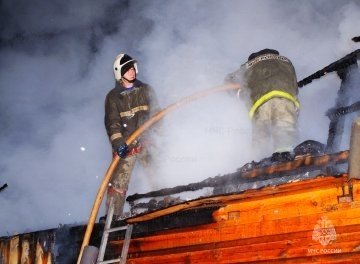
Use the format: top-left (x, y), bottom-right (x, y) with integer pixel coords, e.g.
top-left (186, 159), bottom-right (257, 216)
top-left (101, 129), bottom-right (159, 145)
top-left (0, 0), bottom-right (359, 236)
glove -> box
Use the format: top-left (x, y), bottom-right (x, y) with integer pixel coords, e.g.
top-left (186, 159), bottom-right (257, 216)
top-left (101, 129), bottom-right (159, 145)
top-left (116, 143), bottom-right (129, 158)
top-left (113, 138), bottom-right (129, 158)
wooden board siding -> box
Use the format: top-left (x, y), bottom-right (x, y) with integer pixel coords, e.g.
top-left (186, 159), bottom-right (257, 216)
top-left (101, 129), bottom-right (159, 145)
top-left (0, 235), bottom-right (53, 264)
top-left (105, 175), bottom-right (360, 263)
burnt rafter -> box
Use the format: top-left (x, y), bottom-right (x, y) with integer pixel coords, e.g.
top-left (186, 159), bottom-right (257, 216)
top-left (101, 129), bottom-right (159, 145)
top-left (326, 100), bottom-right (360, 121)
top-left (241, 150), bottom-right (348, 179)
top-left (297, 49), bottom-right (360, 88)
top-left (324, 50), bottom-right (359, 152)
top-left (0, 183), bottom-right (8, 193)
top-left (126, 175), bottom-right (229, 202)
top-left (126, 150), bottom-right (349, 202)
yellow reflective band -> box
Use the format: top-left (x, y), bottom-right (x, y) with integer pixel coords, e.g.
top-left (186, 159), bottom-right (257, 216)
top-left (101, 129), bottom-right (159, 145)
top-left (120, 105), bottom-right (149, 118)
top-left (249, 90), bottom-right (300, 118)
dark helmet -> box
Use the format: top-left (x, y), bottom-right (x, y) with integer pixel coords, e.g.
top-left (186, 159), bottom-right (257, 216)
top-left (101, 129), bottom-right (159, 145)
top-left (248, 48), bottom-right (279, 61)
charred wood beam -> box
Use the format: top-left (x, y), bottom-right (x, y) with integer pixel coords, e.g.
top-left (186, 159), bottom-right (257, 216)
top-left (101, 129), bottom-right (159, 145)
top-left (327, 120), bottom-right (343, 153)
top-left (297, 49), bottom-right (359, 88)
top-left (0, 183), bottom-right (8, 193)
top-left (129, 196), bottom-right (186, 212)
top-left (127, 151), bottom-right (349, 202)
top-left (326, 63), bottom-right (359, 153)
top-left (326, 100), bottom-right (360, 121)
top-left (241, 150), bottom-right (348, 179)
top-left (126, 174), bottom-right (234, 202)
top-left (109, 207), bottom-right (219, 245)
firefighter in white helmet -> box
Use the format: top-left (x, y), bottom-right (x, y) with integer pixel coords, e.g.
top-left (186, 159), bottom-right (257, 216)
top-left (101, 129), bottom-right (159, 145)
top-left (102, 53), bottom-right (159, 222)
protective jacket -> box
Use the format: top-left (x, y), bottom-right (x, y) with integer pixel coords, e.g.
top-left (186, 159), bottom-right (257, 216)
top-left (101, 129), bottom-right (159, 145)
top-left (226, 52), bottom-right (299, 118)
top-left (104, 80), bottom-right (158, 149)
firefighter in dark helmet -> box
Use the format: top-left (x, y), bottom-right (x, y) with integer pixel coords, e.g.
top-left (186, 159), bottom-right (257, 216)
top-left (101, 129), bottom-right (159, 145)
top-left (226, 49), bottom-right (300, 162)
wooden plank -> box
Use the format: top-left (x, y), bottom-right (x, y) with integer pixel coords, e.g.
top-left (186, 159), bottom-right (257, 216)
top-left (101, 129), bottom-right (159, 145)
top-left (123, 240), bottom-right (360, 264)
top-left (9, 236), bottom-right (19, 264)
top-left (352, 178), bottom-right (360, 201)
top-left (115, 227), bottom-right (360, 263)
top-left (213, 183), bottom-right (345, 223)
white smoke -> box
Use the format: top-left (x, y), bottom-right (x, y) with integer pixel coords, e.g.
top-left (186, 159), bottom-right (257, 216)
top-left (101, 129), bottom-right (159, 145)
top-left (0, 0), bottom-right (359, 236)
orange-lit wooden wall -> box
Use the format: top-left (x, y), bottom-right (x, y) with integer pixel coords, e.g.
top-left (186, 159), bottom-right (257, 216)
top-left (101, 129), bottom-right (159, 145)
top-left (2, 175), bottom-right (360, 263)
top-left (107, 175), bottom-right (360, 263)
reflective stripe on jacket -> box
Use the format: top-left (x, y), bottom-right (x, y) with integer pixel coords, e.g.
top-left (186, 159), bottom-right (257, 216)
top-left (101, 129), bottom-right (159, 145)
top-left (249, 90), bottom-right (300, 118)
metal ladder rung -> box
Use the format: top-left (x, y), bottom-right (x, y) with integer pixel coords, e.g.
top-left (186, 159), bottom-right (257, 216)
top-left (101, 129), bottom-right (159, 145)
top-left (97, 197), bottom-right (133, 264)
top-left (97, 258), bottom-right (121, 264)
top-left (105, 225), bottom-right (129, 234)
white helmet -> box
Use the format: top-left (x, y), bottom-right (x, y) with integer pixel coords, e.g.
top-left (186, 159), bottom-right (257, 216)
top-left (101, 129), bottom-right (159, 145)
top-left (113, 53), bottom-right (138, 81)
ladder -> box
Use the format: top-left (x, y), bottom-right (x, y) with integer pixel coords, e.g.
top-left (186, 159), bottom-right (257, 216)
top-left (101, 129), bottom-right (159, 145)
top-left (97, 197), bottom-right (133, 264)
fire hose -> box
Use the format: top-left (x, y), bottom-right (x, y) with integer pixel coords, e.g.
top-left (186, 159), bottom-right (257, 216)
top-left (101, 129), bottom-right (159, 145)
top-left (76, 83), bottom-right (240, 263)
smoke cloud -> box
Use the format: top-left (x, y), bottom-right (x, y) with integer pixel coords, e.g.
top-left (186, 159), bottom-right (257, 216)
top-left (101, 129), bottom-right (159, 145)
top-left (0, 0), bottom-right (359, 236)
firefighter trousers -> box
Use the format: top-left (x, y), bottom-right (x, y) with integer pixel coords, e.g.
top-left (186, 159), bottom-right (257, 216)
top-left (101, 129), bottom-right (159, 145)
top-left (252, 97), bottom-right (299, 160)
